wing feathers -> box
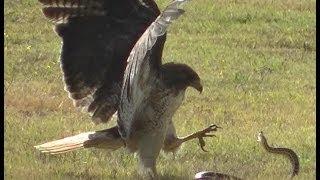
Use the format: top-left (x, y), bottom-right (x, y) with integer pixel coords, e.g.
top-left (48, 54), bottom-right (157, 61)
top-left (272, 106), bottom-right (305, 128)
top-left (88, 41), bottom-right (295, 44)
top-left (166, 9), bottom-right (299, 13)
top-left (123, 0), bottom-right (188, 99)
top-left (42, 6), bottom-right (105, 23)
top-left (40, 0), bottom-right (106, 23)
top-left (38, 0), bottom-right (160, 124)
top-left (39, 0), bottom-right (103, 8)
top-left (119, 0), bottom-right (191, 138)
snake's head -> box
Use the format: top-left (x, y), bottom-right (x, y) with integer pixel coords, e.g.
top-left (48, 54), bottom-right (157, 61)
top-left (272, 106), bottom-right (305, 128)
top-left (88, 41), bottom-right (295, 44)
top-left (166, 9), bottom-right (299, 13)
top-left (257, 131), bottom-right (264, 142)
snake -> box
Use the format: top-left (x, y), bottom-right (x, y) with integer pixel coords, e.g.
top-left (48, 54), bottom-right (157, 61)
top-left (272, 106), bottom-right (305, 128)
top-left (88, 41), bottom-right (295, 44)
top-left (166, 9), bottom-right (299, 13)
top-left (194, 131), bottom-right (299, 179)
top-left (257, 131), bottom-right (299, 178)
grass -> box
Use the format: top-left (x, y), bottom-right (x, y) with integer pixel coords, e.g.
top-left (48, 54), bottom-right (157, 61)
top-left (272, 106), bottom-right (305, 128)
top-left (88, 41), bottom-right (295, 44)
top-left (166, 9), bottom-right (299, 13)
top-left (4, 0), bottom-right (316, 179)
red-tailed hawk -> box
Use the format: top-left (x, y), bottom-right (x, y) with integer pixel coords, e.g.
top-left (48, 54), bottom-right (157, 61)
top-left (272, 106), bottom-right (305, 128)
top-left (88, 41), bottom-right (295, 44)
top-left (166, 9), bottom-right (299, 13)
top-left (35, 0), bottom-right (219, 179)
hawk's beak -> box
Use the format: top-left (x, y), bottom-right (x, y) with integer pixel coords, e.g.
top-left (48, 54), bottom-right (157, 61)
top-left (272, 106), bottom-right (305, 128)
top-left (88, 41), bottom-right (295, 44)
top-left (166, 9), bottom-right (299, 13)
top-left (190, 80), bottom-right (203, 93)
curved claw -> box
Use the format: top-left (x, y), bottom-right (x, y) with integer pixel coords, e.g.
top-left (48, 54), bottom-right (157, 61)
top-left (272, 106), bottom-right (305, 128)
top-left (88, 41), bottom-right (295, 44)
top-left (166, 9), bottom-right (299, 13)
top-left (183, 124), bottom-right (221, 152)
top-left (208, 124), bottom-right (222, 131)
top-left (195, 124), bottom-right (222, 152)
top-left (198, 137), bottom-right (208, 152)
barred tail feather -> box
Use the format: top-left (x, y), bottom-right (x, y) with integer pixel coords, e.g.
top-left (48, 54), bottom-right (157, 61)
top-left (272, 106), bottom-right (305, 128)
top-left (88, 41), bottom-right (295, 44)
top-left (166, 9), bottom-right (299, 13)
top-left (35, 127), bottom-right (124, 154)
top-left (34, 132), bottom-right (93, 154)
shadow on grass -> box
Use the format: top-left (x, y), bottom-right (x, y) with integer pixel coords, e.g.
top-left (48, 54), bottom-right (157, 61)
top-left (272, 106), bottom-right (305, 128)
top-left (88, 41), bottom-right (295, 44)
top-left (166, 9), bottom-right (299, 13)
top-left (159, 174), bottom-right (187, 180)
top-left (45, 171), bottom-right (187, 180)
top-left (58, 172), bottom-right (104, 180)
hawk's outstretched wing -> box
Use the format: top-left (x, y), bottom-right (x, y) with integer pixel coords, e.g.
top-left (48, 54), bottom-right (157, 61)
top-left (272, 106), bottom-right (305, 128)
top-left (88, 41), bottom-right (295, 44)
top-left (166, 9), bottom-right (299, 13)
top-left (118, 0), bottom-right (190, 139)
top-left (38, 0), bottom-right (160, 123)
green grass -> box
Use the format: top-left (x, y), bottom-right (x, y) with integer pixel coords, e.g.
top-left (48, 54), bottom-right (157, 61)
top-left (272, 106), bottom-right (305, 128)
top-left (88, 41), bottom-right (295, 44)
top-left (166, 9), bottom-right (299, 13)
top-left (4, 0), bottom-right (316, 179)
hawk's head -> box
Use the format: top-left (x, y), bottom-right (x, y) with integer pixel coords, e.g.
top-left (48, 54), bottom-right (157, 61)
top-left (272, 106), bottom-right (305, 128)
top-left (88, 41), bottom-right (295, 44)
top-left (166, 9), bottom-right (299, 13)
top-left (161, 63), bottom-right (202, 93)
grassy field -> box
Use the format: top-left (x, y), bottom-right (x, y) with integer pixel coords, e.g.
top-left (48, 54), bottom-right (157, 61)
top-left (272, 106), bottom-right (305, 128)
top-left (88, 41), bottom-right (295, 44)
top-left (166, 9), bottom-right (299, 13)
top-left (4, 0), bottom-right (316, 179)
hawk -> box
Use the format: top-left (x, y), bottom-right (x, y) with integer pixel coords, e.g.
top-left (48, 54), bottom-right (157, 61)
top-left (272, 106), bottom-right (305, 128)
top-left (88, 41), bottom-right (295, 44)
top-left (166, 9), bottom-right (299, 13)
top-left (35, 0), bottom-right (219, 178)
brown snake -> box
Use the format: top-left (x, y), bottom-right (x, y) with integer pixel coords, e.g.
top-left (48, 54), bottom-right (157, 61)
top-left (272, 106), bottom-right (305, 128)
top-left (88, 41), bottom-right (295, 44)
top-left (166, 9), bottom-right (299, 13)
top-left (194, 131), bottom-right (299, 179)
top-left (257, 131), bottom-right (300, 178)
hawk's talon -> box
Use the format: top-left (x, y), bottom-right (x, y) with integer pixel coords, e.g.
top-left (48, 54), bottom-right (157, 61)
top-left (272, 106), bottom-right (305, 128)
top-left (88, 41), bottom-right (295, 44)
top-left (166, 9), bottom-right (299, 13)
top-left (198, 137), bottom-right (208, 152)
top-left (178, 124), bottom-right (220, 152)
top-left (195, 124), bottom-right (220, 152)
top-left (208, 124), bottom-right (222, 131)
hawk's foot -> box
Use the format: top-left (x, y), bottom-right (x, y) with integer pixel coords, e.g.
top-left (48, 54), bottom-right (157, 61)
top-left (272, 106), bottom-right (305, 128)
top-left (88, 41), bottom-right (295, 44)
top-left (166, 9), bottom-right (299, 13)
top-left (181, 124), bottom-right (221, 152)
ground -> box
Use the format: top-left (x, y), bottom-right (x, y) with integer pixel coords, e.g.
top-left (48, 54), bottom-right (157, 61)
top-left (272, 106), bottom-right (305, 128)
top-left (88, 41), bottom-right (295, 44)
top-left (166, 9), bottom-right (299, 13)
top-left (4, 0), bottom-right (316, 179)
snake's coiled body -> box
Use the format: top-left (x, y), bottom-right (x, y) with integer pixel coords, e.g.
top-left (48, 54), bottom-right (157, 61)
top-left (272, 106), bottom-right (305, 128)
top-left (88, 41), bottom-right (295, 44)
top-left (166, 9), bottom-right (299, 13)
top-left (194, 171), bottom-right (242, 180)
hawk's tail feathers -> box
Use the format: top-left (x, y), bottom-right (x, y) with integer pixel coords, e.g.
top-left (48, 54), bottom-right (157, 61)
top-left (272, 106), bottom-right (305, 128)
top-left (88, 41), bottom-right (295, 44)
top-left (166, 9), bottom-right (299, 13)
top-left (34, 132), bottom-right (95, 154)
top-left (34, 128), bottom-right (124, 154)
